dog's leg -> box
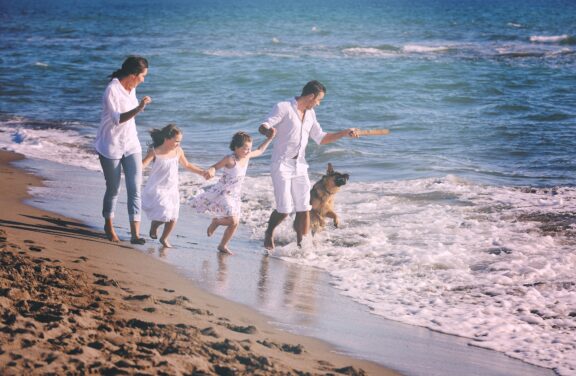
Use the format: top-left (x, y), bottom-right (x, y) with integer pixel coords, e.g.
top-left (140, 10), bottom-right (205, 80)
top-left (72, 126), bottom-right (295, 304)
top-left (325, 211), bottom-right (339, 228)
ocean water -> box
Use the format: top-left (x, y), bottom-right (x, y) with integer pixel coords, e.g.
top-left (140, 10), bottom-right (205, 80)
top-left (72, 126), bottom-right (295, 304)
top-left (1, 0), bottom-right (576, 374)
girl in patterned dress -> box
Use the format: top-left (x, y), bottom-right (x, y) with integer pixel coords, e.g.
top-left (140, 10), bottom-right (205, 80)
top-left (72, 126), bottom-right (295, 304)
top-left (191, 130), bottom-right (275, 254)
top-left (142, 124), bottom-right (213, 247)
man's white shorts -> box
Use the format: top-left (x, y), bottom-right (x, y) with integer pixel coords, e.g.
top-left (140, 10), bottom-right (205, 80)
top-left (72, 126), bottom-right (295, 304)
top-left (271, 159), bottom-right (311, 214)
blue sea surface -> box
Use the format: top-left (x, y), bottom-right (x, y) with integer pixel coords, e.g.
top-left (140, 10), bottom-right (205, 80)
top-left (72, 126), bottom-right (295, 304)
top-left (1, 0), bottom-right (575, 186)
top-left (1, 1), bottom-right (576, 374)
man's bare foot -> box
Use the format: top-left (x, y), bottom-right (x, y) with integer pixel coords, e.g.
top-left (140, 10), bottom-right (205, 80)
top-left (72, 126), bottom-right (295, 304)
top-left (217, 245), bottom-right (233, 255)
top-left (160, 238), bottom-right (172, 248)
top-left (104, 224), bottom-right (120, 242)
top-left (207, 220), bottom-right (218, 237)
top-left (264, 230), bottom-right (274, 250)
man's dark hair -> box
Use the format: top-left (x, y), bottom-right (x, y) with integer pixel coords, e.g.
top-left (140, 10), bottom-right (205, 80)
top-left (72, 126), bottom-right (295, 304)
top-left (301, 80), bottom-right (326, 97)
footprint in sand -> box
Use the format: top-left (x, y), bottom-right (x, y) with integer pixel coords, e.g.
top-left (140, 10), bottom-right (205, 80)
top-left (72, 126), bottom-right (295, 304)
top-left (73, 256), bottom-right (88, 263)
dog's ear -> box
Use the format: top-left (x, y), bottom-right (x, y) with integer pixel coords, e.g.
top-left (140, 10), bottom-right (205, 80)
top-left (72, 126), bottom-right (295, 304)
top-left (327, 163), bottom-right (334, 175)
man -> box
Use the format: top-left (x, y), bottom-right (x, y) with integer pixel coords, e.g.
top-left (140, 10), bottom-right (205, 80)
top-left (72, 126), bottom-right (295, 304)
top-left (259, 80), bottom-right (359, 251)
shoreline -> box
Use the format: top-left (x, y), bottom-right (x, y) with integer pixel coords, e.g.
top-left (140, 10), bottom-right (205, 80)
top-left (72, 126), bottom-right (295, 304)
top-left (0, 150), bottom-right (398, 375)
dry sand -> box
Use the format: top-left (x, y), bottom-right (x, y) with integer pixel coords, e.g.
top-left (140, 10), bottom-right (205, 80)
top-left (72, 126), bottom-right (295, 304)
top-left (0, 150), bottom-right (399, 375)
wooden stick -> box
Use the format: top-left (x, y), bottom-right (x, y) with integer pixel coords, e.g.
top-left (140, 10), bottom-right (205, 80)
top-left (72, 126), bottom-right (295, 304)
top-left (358, 129), bottom-right (390, 136)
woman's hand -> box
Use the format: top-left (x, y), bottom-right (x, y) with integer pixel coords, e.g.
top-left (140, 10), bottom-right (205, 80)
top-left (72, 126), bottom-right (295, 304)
top-left (138, 96), bottom-right (152, 111)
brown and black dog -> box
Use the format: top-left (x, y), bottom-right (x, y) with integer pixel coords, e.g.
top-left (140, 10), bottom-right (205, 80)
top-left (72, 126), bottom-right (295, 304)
top-left (309, 163), bottom-right (349, 234)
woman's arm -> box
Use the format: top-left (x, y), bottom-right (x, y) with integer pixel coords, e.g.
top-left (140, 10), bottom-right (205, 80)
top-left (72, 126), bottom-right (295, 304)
top-left (250, 128), bottom-right (276, 158)
top-left (119, 96), bottom-right (152, 124)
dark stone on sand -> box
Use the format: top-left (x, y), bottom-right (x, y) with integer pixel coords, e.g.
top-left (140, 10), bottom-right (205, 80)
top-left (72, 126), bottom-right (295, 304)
top-left (256, 340), bottom-right (277, 349)
top-left (334, 365), bottom-right (368, 376)
top-left (126, 318), bottom-right (156, 330)
top-left (236, 354), bottom-right (270, 368)
top-left (227, 324), bottom-right (257, 334)
top-left (94, 278), bottom-right (119, 287)
top-left (21, 338), bottom-right (36, 348)
top-left (186, 307), bottom-right (212, 316)
top-left (211, 339), bottom-right (239, 354)
top-left (98, 323), bottom-right (112, 332)
top-left (281, 343), bottom-right (304, 354)
top-left (28, 246), bottom-right (43, 252)
top-left (142, 307), bottom-right (156, 313)
top-left (201, 327), bottom-right (219, 338)
top-left (569, 311), bottom-right (576, 317)
top-left (43, 352), bottom-right (58, 364)
top-left (159, 295), bottom-right (190, 305)
top-left (281, 343), bottom-right (304, 355)
top-left (214, 364), bottom-right (238, 376)
top-left (88, 341), bottom-right (105, 350)
top-left (2, 312), bottom-right (17, 325)
top-left (115, 359), bottom-right (137, 368)
top-left (67, 347), bottom-right (83, 355)
top-left (34, 313), bottom-right (62, 323)
top-left (124, 294), bottom-right (152, 301)
top-left (100, 367), bottom-right (130, 375)
top-left (136, 341), bottom-right (158, 350)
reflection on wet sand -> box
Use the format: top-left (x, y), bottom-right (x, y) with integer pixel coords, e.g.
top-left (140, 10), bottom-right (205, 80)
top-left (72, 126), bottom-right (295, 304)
top-left (216, 252), bottom-right (229, 292)
top-left (257, 255), bottom-right (319, 321)
top-left (257, 255), bottom-right (269, 305)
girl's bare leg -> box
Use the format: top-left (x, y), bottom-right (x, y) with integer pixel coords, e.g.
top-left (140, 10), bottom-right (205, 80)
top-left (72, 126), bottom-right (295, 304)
top-left (218, 216), bottom-right (238, 255)
top-left (207, 218), bottom-right (219, 237)
top-left (149, 220), bottom-right (162, 239)
top-left (160, 220), bottom-right (176, 248)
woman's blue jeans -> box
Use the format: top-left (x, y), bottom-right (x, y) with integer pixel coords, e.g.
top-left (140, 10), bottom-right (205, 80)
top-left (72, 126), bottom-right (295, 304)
top-left (99, 153), bottom-right (142, 222)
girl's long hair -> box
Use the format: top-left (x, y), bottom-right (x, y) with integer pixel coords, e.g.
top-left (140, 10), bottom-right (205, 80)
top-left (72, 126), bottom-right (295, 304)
top-left (149, 124), bottom-right (181, 148)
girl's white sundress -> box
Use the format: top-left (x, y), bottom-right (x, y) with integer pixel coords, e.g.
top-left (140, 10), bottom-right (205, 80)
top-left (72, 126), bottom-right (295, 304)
top-left (142, 149), bottom-right (180, 222)
top-left (191, 155), bottom-right (248, 218)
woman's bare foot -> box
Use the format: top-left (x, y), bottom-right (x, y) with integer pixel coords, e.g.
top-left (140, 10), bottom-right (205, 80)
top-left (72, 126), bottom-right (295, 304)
top-left (160, 238), bottom-right (172, 248)
top-left (104, 224), bottom-right (120, 242)
top-left (207, 219), bottom-right (218, 237)
top-left (217, 245), bottom-right (233, 255)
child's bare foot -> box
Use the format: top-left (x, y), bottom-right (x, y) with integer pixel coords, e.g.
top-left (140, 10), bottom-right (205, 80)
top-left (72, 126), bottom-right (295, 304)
top-left (160, 238), bottom-right (172, 248)
top-left (149, 221), bottom-right (160, 239)
top-left (217, 245), bottom-right (233, 255)
top-left (207, 220), bottom-right (218, 237)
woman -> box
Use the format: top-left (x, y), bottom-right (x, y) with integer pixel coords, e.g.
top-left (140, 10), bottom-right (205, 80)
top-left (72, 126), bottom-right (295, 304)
top-left (95, 56), bottom-right (152, 244)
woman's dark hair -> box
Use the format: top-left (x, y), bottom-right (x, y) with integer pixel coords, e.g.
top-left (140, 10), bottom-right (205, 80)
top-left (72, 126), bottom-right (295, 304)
top-left (229, 131), bottom-right (252, 151)
top-left (301, 80), bottom-right (326, 97)
top-left (149, 124), bottom-right (181, 148)
top-left (109, 56), bottom-right (149, 80)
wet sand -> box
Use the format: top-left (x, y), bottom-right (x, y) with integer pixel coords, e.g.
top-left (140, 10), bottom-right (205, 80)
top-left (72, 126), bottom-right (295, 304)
top-left (0, 150), bottom-right (398, 375)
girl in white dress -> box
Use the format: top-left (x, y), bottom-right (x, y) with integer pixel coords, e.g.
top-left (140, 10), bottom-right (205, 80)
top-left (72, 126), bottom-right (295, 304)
top-left (191, 130), bottom-right (275, 254)
top-left (142, 124), bottom-right (213, 247)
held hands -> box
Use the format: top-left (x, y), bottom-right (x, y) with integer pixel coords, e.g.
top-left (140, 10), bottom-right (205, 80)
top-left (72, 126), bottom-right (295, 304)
top-left (266, 127), bottom-right (276, 139)
top-left (201, 167), bottom-right (216, 180)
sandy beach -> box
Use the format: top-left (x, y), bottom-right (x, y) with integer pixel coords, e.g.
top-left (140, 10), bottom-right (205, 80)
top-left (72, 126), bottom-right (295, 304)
top-left (0, 150), bottom-right (398, 375)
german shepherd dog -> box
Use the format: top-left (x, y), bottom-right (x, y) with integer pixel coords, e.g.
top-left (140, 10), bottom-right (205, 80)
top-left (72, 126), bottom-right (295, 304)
top-left (309, 163), bottom-right (349, 234)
